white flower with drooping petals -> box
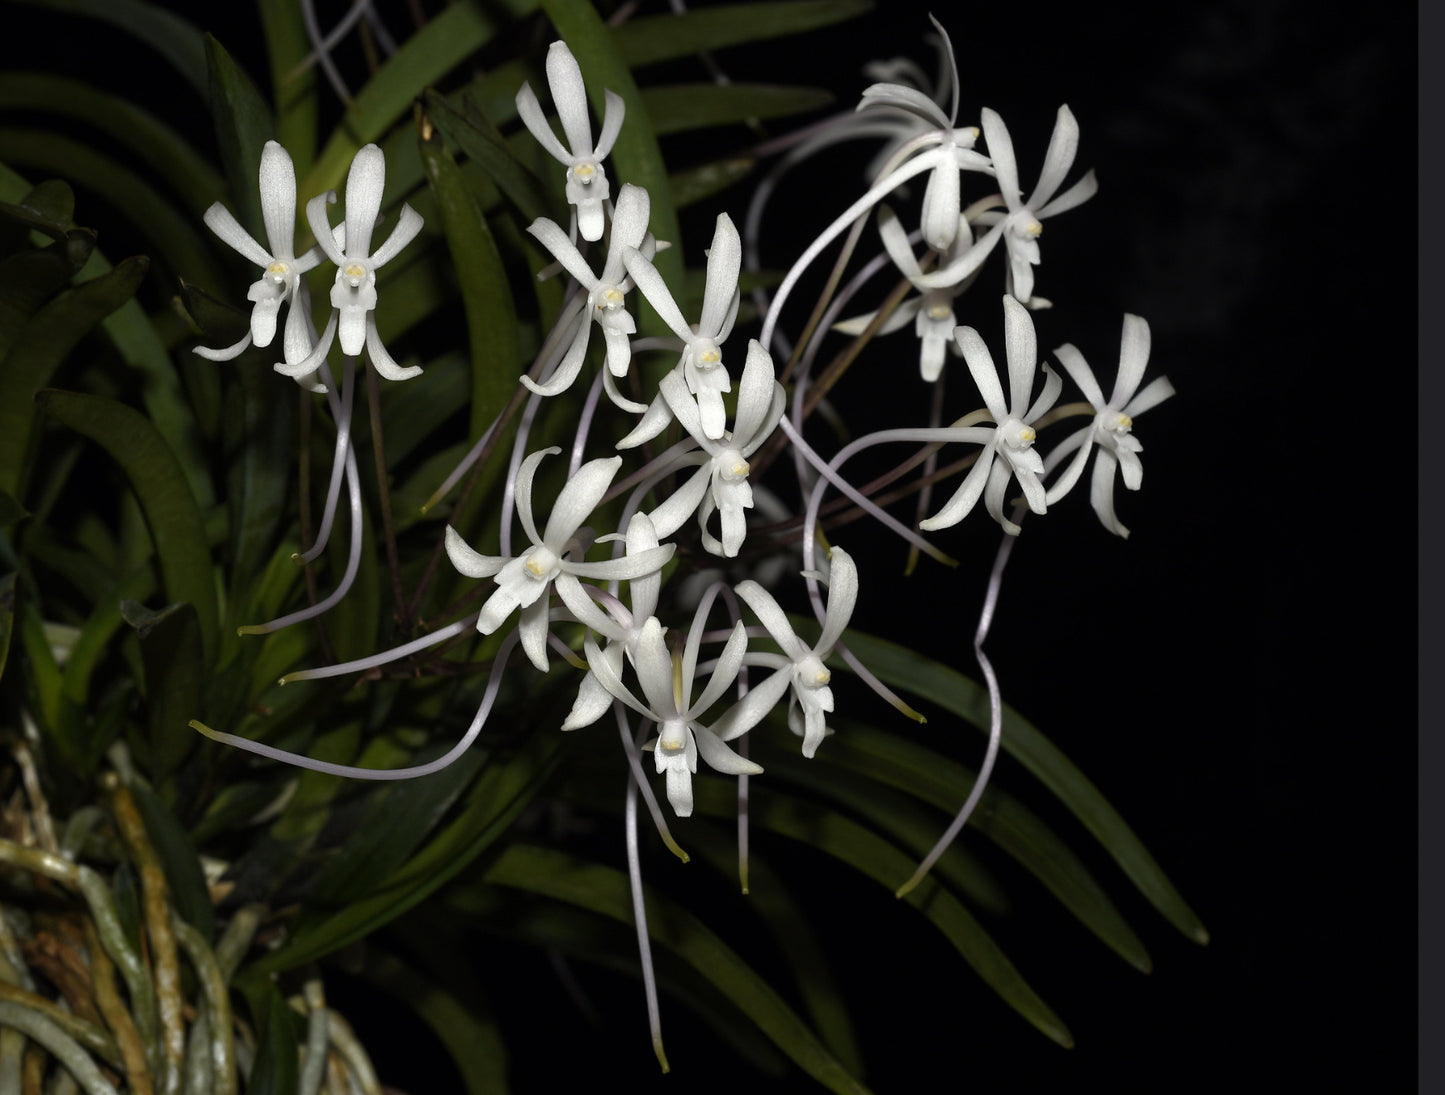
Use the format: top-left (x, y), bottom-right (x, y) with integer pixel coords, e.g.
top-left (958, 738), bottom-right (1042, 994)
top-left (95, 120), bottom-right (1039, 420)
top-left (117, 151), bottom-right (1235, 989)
top-left (445, 448), bottom-right (674, 672)
top-left (280, 143), bottom-right (425, 383)
top-left (196, 140), bottom-right (324, 364)
top-left (584, 616), bottom-right (767, 818)
top-left (516, 40), bottom-right (625, 242)
top-left (621, 212), bottom-right (742, 443)
top-left (523, 183), bottom-right (654, 408)
top-left (647, 340), bottom-right (785, 558)
top-left (972, 105), bottom-right (1098, 308)
top-left (734, 547), bottom-right (859, 758)
top-left (920, 296), bottom-right (1062, 534)
top-left (1044, 314), bottom-right (1175, 538)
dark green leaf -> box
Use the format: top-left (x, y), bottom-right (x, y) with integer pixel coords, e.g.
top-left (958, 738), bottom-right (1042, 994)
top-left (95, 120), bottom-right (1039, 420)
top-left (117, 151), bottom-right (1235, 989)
top-left (257, 0), bottom-right (318, 174)
top-left (0, 256), bottom-right (148, 500)
top-left (839, 627), bottom-right (1209, 944)
top-left (0, 572), bottom-right (14, 682)
top-left (423, 90), bottom-right (554, 226)
top-left (245, 982), bottom-right (300, 1095)
top-left (670, 157), bottom-right (757, 208)
top-left (124, 600), bottom-right (205, 788)
top-left (614, 1), bottom-right (873, 68)
top-left (36, 390), bottom-right (218, 658)
top-left (8, 0), bottom-right (207, 93)
top-left (206, 34), bottom-right (275, 242)
top-left (640, 83), bottom-right (834, 135)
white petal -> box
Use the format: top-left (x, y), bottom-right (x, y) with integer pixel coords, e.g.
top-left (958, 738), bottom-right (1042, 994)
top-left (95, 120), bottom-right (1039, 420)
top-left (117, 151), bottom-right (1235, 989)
top-left (920, 159), bottom-right (960, 251)
top-left (514, 447), bottom-right (559, 548)
top-left (602, 367), bottom-right (648, 414)
top-left (699, 214), bottom-right (742, 336)
top-left (624, 513), bottom-right (662, 620)
top-left (607, 185), bottom-right (652, 261)
top-left (370, 203), bottom-right (424, 268)
top-left (194, 330), bottom-right (252, 361)
top-left (622, 247), bottom-right (690, 339)
top-left (692, 724), bottom-right (763, 777)
top-left (258, 141), bottom-right (297, 259)
top-left (1043, 427), bottom-right (1094, 505)
top-left (522, 311), bottom-right (592, 398)
top-left (445, 525), bottom-right (509, 578)
top-left (526, 218), bottom-right (597, 288)
top-left (1124, 375), bottom-right (1176, 418)
top-left (646, 462), bottom-right (710, 540)
top-left (203, 203), bottom-right (271, 268)
top-left (576, 199), bottom-right (605, 244)
top-left (709, 665), bottom-right (792, 742)
top-left (582, 635), bottom-right (654, 720)
top-left (858, 82), bottom-right (951, 129)
top-left (515, 81), bottom-right (571, 165)
top-left (919, 447), bottom-right (994, 531)
top-left (248, 293), bottom-right (282, 347)
top-left (543, 455), bottom-right (622, 547)
top-left (561, 544), bottom-right (675, 582)
top-left (274, 310), bottom-right (337, 378)
top-left (602, 326), bottom-right (632, 378)
top-left (477, 581), bottom-right (524, 634)
top-left (1001, 295), bottom-right (1038, 416)
top-left (1024, 362), bottom-right (1063, 424)
top-left (546, 41), bottom-right (594, 156)
top-left (594, 89), bottom-right (626, 161)
top-left (1090, 448), bottom-right (1128, 537)
top-left (659, 370), bottom-right (711, 449)
top-left (734, 581), bottom-right (808, 660)
top-left (615, 391), bottom-right (674, 449)
top-left (1031, 104), bottom-right (1080, 209)
top-left (980, 108), bottom-right (1022, 211)
top-left (982, 457), bottom-right (1020, 534)
top-left (633, 617), bottom-right (678, 717)
top-left (1052, 343), bottom-right (1106, 408)
top-left (815, 546), bottom-right (858, 655)
top-left (1113, 313), bottom-right (1151, 405)
top-left (876, 205), bottom-right (923, 279)
top-left (1037, 169), bottom-right (1098, 219)
top-left (691, 621), bottom-right (747, 715)
top-left (561, 662), bottom-right (617, 731)
top-left (732, 340), bottom-right (778, 446)
top-left (305, 191), bottom-right (346, 267)
top-left (518, 595), bottom-right (552, 671)
top-left (343, 144), bottom-right (387, 257)
top-left (553, 572), bottom-right (618, 636)
top-left (698, 388), bottom-right (727, 441)
top-left (366, 314), bottom-right (422, 380)
top-left (954, 326), bottom-right (1008, 422)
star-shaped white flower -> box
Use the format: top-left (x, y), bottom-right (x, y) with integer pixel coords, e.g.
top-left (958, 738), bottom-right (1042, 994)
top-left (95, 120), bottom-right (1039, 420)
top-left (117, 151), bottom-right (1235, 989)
top-left (445, 448), bottom-right (674, 671)
top-left (972, 105), bottom-right (1097, 307)
top-left (523, 183), bottom-right (653, 406)
top-left (855, 17), bottom-right (990, 252)
top-left (584, 616), bottom-right (765, 818)
top-left (920, 296), bottom-right (1062, 534)
top-left (279, 144), bottom-right (425, 383)
top-left (1044, 313), bottom-right (1175, 537)
top-left (734, 547), bottom-right (859, 758)
top-left (621, 211), bottom-right (742, 443)
top-left (646, 340), bottom-right (785, 558)
top-left (516, 40), bottom-right (625, 242)
top-left (196, 140), bottom-right (325, 363)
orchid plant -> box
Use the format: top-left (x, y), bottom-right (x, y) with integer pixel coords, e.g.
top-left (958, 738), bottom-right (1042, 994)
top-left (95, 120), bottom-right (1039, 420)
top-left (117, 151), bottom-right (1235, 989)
top-left (0, 3), bottom-right (1203, 1092)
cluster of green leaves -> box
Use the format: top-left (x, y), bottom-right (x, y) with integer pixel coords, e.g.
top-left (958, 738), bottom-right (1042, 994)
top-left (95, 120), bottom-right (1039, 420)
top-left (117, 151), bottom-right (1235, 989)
top-left (0, 1), bottom-right (1203, 1090)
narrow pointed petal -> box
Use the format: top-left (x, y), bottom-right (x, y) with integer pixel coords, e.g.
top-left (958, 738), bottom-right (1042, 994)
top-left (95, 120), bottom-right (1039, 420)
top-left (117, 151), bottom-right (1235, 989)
top-left (518, 596), bottom-right (552, 671)
top-left (1002, 296), bottom-right (1038, 415)
top-left (633, 618), bottom-right (678, 716)
top-left (305, 191), bottom-right (346, 266)
top-left (615, 391), bottom-right (674, 449)
top-left (982, 457), bottom-right (1019, 533)
top-left (594, 89), bottom-right (626, 160)
top-left (699, 214), bottom-right (742, 336)
top-left (1031, 105), bottom-right (1081, 209)
top-left (876, 205), bottom-right (923, 280)
top-left (1090, 448), bottom-right (1129, 537)
top-left (258, 141), bottom-right (298, 257)
top-left (693, 622), bottom-right (748, 715)
top-left (282, 283), bottom-right (315, 366)
top-left (547, 41), bottom-right (594, 156)
top-left (693, 725), bottom-right (764, 776)
top-left (709, 666), bottom-right (793, 742)
top-left (366, 315), bottom-right (422, 380)
top-left (514, 447), bottom-right (559, 547)
top-left (920, 447), bottom-right (994, 530)
top-left (660, 370), bottom-right (711, 448)
top-left (602, 367), bottom-right (649, 414)
top-left (815, 547), bottom-right (858, 655)
top-left (561, 544), bottom-right (675, 582)
top-left (623, 247), bottom-right (691, 338)
top-left (445, 525), bottom-right (509, 578)
top-left (858, 83), bottom-right (952, 129)
top-left (1115, 445), bottom-right (1144, 490)
top-left (553, 572), bottom-right (618, 636)
top-left (583, 634), bottom-right (654, 719)
top-left (732, 340), bottom-right (778, 446)
top-left (912, 221), bottom-right (1002, 289)
top-left (515, 81), bottom-right (572, 164)
top-left (203, 203), bottom-right (272, 267)
top-left (1024, 362), bottom-right (1063, 424)
top-left (1113, 313), bottom-right (1152, 405)
top-left (1052, 343), bottom-right (1107, 408)
top-left (371, 203), bottom-right (424, 268)
top-left (343, 144), bottom-right (387, 257)
top-left (920, 160), bottom-right (961, 251)
top-left (980, 108), bottom-right (1022, 211)
top-left (562, 657), bottom-right (621, 731)
top-left (920, 333), bottom-right (946, 382)
top-left (646, 462), bottom-right (710, 539)
top-left (523, 313), bottom-right (592, 398)
top-left (1037, 169), bottom-right (1098, 219)
top-left (698, 388), bottom-right (727, 441)
top-left (544, 455), bottom-right (622, 546)
top-left (954, 326), bottom-right (1008, 421)
top-left (1124, 375), bottom-right (1176, 417)
top-left (477, 582), bottom-right (524, 634)
top-left (602, 326), bottom-right (633, 378)
top-left (194, 330), bottom-right (253, 361)
top-left (338, 305), bottom-right (367, 356)
top-left (526, 218), bottom-right (597, 288)
top-left (1043, 428), bottom-right (1094, 505)
top-left (625, 513), bottom-right (663, 620)
top-left (274, 310), bottom-right (337, 378)
top-left (608, 185), bottom-right (652, 256)
top-left (734, 581), bottom-right (809, 660)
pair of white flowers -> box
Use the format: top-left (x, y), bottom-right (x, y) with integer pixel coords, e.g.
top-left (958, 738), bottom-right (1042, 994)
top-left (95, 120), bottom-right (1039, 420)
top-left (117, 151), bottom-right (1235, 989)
top-left (198, 140), bottom-right (423, 386)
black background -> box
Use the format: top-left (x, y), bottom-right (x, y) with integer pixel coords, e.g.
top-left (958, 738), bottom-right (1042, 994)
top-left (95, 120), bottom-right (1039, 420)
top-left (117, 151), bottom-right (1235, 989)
top-left (0, 0), bottom-right (1418, 1091)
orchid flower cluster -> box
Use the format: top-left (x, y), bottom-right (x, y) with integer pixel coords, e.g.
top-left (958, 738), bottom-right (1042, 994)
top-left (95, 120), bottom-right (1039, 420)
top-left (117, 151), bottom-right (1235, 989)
top-left (192, 19), bottom-right (1174, 1066)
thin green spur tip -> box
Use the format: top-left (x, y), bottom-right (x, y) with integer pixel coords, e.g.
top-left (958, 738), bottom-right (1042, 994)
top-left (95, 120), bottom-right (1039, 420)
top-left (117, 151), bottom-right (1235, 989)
top-left (189, 719), bottom-right (223, 742)
top-left (653, 1039), bottom-right (670, 1074)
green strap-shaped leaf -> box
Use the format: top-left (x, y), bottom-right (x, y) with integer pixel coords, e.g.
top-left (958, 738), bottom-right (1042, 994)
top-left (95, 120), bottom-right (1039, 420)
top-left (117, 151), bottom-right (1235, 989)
top-left (206, 34), bottom-right (275, 242)
top-left (257, 0), bottom-right (318, 174)
top-left (301, 0), bottom-right (543, 201)
top-left (8, 0), bottom-right (207, 94)
top-left (689, 779), bottom-right (1074, 1048)
top-left (669, 156), bottom-right (757, 208)
top-left (482, 843), bottom-right (872, 1095)
top-left (839, 627), bottom-right (1209, 944)
top-left (639, 83), bottom-right (834, 135)
top-left (423, 90), bottom-right (554, 226)
top-left (0, 74), bottom-right (224, 215)
top-left (0, 255), bottom-right (148, 500)
top-left (35, 389), bottom-right (218, 658)
top-left (244, 982), bottom-right (300, 1095)
top-left (418, 131), bottom-right (523, 440)
top-left (244, 726), bottom-right (563, 978)
top-left (124, 599), bottom-right (205, 790)
top-left (361, 949), bottom-right (509, 1095)
top-left (540, 0), bottom-right (684, 286)
top-left (614, 1), bottom-right (873, 68)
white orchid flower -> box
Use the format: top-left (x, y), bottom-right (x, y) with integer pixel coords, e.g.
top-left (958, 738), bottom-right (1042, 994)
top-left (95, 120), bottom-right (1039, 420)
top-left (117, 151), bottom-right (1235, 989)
top-left (620, 212), bottom-right (742, 444)
top-left (734, 547), bottom-right (859, 758)
top-left (583, 616), bottom-right (768, 818)
top-left (1044, 314), bottom-right (1175, 538)
top-left (972, 105), bottom-right (1098, 307)
top-left (855, 17), bottom-right (990, 252)
top-left (445, 448), bottom-right (674, 672)
top-left (647, 340), bottom-right (785, 558)
top-left (834, 205), bottom-right (983, 382)
top-left (560, 513), bottom-right (665, 732)
top-left (196, 140), bottom-right (325, 362)
top-left (516, 40), bottom-right (626, 242)
top-left (920, 296), bottom-right (1063, 534)
top-left (523, 183), bottom-right (653, 406)
top-left (280, 144), bottom-right (425, 383)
